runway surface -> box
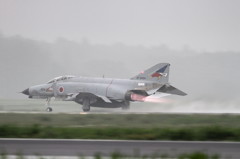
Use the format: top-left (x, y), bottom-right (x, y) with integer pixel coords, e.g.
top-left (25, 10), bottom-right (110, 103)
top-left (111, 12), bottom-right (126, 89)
top-left (0, 139), bottom-right (240, 158)
top-left (2, 99), bottom-right (240, 114)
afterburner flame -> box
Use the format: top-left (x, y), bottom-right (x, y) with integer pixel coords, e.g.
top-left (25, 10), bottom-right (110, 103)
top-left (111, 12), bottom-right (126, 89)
top-left (130, 93), bottom-right (171, 103)
top-left (130, 94), bottom-right (146, 102)
top-left (144, 96), bottom-right (171, 103)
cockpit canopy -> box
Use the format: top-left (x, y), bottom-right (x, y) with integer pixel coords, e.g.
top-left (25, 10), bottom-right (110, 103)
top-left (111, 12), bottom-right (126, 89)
top-left (47, 75), bottom-right (75, 84)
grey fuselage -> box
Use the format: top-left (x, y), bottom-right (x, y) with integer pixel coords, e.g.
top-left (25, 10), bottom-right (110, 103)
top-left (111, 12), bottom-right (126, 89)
top-left (22, 63), bottom-right (187, 111)
top-left (28, 77), bottom-right (162, 108)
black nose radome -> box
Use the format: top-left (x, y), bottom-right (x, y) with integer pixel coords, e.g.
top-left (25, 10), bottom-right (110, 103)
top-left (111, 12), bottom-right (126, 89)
top-left (22, 88), bottom-right (29, 95)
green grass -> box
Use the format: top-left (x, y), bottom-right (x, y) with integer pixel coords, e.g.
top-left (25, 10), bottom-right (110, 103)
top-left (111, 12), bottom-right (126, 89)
top-left (1, 124), bottom-right (240, 141)
top-left (0, 151), bottom-right (220, 159)
top-left (0, 113), bottom-right (240, 128)
top-left (1, 113), bottom-right (240, 141)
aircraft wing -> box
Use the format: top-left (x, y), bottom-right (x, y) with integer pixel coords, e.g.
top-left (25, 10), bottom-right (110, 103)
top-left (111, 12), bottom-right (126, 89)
top-left (95, 95), bottom-right (112, 103)
top-left (67, 92), bottom-right (112, 103)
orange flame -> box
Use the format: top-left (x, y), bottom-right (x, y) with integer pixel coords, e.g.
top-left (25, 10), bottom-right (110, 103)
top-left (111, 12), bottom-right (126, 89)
top-left (130, 93), bottom-right (171, 103)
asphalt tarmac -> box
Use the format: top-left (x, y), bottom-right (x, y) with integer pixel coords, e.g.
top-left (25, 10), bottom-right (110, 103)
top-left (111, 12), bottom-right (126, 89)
top-left (0, 139), bottom-right (240, 158)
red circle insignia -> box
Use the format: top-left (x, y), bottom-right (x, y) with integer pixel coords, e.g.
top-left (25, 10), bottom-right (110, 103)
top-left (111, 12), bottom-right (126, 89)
top-left (59, 87), bottom-right (64, 93)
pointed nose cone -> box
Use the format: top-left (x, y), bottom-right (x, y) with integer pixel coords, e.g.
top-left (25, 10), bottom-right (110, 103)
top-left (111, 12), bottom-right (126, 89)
top-left (22, 88), bottom-right (29, 95)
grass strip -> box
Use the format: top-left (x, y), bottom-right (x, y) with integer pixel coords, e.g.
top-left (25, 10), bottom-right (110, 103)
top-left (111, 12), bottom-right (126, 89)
top-left (0, 113), bottom-right (240, 128)
top-left (1, 124), bottom-right (240, 141)
top-left (0, 151), bottom-right (220, 159)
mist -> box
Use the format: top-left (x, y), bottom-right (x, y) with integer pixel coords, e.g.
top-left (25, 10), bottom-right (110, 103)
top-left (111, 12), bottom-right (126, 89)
top-left (0, 33), bottom-right (239, 112)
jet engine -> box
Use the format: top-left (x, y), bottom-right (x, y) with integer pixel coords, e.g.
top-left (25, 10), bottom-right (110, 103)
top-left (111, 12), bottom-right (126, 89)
top-left (125, 90), bottom-right (148, 102)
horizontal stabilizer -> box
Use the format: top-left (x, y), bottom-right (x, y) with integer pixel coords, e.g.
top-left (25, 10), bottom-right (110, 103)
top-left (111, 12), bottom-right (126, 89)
top-left (157, 84), bottom-right (187, 96)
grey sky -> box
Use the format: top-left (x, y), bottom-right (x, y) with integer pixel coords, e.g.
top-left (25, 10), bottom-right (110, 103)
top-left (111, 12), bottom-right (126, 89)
top-left (1, 34), bottom-right (240, 101)
top-left (0, 0), bottom-right (240, 52)
top-left (1, 0), bottom-right (240, 114)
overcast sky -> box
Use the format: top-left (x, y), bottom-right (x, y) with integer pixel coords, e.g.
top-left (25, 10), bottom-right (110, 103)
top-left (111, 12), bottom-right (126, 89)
top-left (0, 0), bottom-right (240, 52)
top-left (0, 0), bottom-right (240, 114)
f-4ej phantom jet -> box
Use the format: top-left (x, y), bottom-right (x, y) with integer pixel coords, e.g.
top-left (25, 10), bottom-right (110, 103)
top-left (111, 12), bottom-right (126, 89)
top-left (22, 63), bottom-right (187, 112)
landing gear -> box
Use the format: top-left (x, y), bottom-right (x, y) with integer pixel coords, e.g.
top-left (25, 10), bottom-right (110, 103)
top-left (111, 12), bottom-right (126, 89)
top-left (46, 107), bottom-right (53, 112)
top-left (122, 101), bottom-right (130, 110)
top-left (82, 98), bottom-right (90, 112)
top-left (45, 98), bottom-right (53, 112)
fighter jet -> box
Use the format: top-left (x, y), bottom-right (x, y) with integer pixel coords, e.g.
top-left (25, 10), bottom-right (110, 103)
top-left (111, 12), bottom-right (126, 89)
top-left (22, 63), bottom-right (186, 112)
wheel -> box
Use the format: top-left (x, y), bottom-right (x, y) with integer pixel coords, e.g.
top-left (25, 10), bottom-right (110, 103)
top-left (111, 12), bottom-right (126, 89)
top-left (122, 106), bottom-right (129, 110)
top-left (122, 101), bottom-right (130, 110)
top-left (82, 99), bottom-right (90, 112)
top-left (83, 107), bottom-right (90, 112)
top-left (46, 107), bottom-right (53, 112)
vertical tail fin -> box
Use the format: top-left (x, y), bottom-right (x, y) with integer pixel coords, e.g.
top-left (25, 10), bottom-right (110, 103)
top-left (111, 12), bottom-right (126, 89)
top-left (131, 63), bottom-right (170, 84)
